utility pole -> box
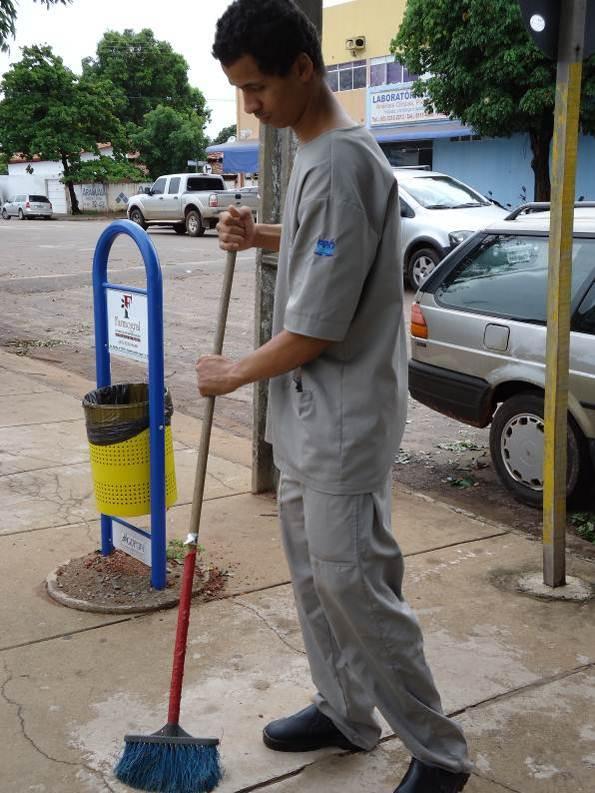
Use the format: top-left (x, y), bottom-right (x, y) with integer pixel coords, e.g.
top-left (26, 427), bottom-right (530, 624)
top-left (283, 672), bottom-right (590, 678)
top-left (542, 1), bottom-right (586, 586)
top-left (251, 0), bottom-right (323, 493)
top-left (518, 0), bottom-right (593, 586)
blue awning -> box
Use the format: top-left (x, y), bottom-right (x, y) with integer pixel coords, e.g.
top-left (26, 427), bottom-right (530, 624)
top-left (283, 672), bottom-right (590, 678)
top-left (372, 120), bottom-right (474, 143)
top-left (206, 141), bottom-right (259, 173)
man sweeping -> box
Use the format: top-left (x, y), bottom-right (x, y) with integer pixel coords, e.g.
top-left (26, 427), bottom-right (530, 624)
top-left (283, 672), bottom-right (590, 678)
top-left (197, 2), bottom-right (472, 791)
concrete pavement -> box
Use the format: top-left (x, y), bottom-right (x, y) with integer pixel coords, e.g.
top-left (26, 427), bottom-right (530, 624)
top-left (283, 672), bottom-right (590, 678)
top-left (0, 347), bottom-right (594, 793)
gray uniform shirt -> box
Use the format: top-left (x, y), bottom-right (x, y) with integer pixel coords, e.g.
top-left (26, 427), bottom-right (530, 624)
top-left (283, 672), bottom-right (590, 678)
top-left (266, 125), bottom-right (407, 494)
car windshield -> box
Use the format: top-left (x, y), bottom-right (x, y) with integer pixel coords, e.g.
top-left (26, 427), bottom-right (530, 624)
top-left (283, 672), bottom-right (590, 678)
top-left (30, 195), bottom-right (49, 203)
top-left (402, 176), bottom-right (490, 209)
top-left (436, 234), bottom-right (595, 323)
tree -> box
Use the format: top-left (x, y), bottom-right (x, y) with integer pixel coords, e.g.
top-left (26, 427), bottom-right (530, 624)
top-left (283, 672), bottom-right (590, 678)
top-left (0, 45), bottom-right (125, 213)
top-left (82, 29), bottom-right (209, 128)
top-left (65, 155), bottom-right (146, 184)
top-left (0, 0), bottom-right (69, 53)
top-left (131, 105), bottom-right (208, 179)
top-left (210, 124), bottom-right (237, 146)
top-left (392, 0), bottom-right (595, 201)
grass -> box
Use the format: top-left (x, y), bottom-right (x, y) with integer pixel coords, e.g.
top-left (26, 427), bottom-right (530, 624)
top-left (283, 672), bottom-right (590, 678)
top-left (166, 538), bottom-right (205, 563)
top-left (569, 512), bottom-right (595, 544)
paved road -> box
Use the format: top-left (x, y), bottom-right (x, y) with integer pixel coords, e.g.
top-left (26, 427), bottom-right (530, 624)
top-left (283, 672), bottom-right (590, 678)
top-left (1, 217), bottom-right (569, 536)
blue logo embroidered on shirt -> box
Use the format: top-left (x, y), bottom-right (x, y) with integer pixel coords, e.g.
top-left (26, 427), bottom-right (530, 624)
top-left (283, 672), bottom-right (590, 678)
top-left (315, 238), bottom-right (336, 257)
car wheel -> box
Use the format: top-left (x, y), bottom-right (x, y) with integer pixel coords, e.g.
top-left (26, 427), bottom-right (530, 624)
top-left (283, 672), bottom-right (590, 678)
top-left (129, 207), bottom-right (147, 229)
top-left (186, 210), bottom-right (204, 237)
top-left (173, 223), bottom-right (186, 235)
top-left (489, 392), bottom-right (591, 508)
top-left (407, 247), bottom-right (441, 290)
top-left (18, 209), bottom-right (26, 220)
top-left (1, 208), bottom-right (9, 220)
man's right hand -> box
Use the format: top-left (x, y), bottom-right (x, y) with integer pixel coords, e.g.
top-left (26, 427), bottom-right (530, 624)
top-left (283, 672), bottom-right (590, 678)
top-left (216, 205), bottom-right (256, 252)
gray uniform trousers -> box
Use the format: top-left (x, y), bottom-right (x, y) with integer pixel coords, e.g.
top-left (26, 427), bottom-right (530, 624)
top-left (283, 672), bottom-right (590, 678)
top-left (278, 473), bottom-right (472, 774)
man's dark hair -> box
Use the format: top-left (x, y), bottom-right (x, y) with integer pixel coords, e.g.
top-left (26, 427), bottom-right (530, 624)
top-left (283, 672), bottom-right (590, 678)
top-left (213, 0), bottom-right (324, 76)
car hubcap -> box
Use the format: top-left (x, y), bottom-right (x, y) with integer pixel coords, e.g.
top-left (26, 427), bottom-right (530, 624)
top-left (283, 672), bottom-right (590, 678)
top-left (501, 412), bottom-right (544, 490)
top-left (188, 216), bottom-right (198, 233)
top-left (131, 212), bottom-right (141, 224)
top-left (412, 255), bottom-right (436, 287)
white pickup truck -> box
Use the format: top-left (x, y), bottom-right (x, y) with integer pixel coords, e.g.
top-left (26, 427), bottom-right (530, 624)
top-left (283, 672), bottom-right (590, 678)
top-left (127, 173), bottom-right (259, 237)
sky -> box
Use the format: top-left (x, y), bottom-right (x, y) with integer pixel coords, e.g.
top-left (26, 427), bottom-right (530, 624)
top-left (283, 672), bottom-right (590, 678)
top-left (0, 0), bottom-right (351, 137)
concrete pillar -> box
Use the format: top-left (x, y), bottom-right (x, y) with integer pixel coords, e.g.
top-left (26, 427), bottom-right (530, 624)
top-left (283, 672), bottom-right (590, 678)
top-left (251, 0), bottom-right (323, 493)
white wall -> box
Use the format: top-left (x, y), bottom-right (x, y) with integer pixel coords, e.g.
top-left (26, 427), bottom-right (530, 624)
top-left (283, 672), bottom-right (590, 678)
top-left (0, 174), bottom-right (49, 202)
top-left (8, 161), bottom-right (62, 178)
top-left (72, 181), bottom-right (151, 212)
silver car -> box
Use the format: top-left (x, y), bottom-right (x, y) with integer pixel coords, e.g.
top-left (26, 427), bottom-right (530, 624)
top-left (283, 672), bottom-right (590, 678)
top-left (409, 203), bottom-right (595, 507)
top-left (2, 193), bottom-right (53, 220)
top-left (396, 169), bottom-right (507, 289)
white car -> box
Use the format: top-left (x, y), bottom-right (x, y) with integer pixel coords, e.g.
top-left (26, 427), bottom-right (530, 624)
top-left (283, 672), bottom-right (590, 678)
top-left (396, 169), bottom-right (507, 288)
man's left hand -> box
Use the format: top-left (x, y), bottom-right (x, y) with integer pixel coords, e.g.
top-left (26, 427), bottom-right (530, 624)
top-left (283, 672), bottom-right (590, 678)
top-left (196, 354), bottom-right (241, 396)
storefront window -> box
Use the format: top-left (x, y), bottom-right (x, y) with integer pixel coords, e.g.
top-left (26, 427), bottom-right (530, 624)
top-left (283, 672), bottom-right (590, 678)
top-left (379, 140), bottom-right (433, 169)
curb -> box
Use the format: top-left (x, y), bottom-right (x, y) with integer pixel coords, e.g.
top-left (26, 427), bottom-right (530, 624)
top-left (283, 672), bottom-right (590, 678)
top-left (45, 565), bottom-right (213, 615)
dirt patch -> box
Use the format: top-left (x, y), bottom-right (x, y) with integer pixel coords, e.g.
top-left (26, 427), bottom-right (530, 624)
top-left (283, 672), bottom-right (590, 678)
top-left (51, 549), bottom-right (228, 613)
top-left (393, 451), bottom-right (595, 561)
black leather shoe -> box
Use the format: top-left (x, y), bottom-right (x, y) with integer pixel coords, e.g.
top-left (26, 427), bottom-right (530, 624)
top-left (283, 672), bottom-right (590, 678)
top-left (263, 704), bottom-right (362, 752)
top-left (394, 758), bottom-right (470, 792)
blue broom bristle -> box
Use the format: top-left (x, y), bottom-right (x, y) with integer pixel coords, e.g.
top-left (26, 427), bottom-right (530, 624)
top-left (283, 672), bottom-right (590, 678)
top-left (114, 741), bottom-right (223, 793)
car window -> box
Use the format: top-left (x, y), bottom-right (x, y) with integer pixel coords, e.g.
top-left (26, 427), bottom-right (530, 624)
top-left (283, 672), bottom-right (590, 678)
top-left (186, 177), bottom-right (222, 192)
top-left (400, 197), bottom-right (414, 218)
top-left (168, 177), bottom-right (181, 194)
top-left (29, 195), bottom-right (49, 203)
top-left (401, 176), bottom-right (490, 209)
top-left (436, 235), bottom-right (595, 324)
top-left (573, 280), bottom-right (595, 335)
top-left (152, 177), bottom-right (166, 195)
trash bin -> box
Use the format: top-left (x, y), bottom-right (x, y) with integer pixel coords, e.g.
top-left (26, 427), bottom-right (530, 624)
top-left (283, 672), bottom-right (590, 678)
top-left (83, 383), bottom-right (177, 517)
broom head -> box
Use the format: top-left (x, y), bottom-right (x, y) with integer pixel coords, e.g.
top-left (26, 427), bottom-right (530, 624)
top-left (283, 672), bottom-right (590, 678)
top-left (114, 722), bottom-right (222, 793)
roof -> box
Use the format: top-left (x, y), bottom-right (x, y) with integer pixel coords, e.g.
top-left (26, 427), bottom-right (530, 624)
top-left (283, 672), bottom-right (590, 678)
top-left (486, 206), bottom-right (595, 234)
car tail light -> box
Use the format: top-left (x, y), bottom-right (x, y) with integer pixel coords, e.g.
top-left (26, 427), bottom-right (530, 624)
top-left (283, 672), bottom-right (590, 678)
top-left (411, 303), bottom-right (428, 339)
top-left (25, 201), bottom-right (30, 208)
top-left (208, 193), bottom-right (218, 208)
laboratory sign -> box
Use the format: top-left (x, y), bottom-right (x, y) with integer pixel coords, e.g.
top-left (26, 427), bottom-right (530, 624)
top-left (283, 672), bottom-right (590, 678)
top-left (368, 83), bottom-right (447, 126)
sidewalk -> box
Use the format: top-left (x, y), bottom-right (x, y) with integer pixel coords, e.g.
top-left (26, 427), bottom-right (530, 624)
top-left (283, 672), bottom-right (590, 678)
top-left (0, 347), bottom-right (593, 793)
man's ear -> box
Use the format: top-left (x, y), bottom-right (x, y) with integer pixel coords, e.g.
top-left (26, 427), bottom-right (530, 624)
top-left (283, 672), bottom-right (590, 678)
top-left (294, 52), bottom-right (315, 82)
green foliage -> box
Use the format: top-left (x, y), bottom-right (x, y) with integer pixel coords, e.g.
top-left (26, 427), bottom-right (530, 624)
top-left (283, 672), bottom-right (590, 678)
top-left (392, 0), bottom-right (595, 200)
top-left (210, 124), bottom-right (237, 146)
top-left (82, 28), bottom-right (210, 128)
top-left (570, 512), bottom-right (595, 544)
top-left (0, 150), bottom-right (7, 174)
top-left (66, 155), bottom-right (146, 184)
top-left (166, 538), bottom-right (205, 563)
top-left (132, 104), bottom-right (208, 179)
top-left (0, 45), bottom-right (126, 212)
top-left (0, 0), bottom-right (70, 53)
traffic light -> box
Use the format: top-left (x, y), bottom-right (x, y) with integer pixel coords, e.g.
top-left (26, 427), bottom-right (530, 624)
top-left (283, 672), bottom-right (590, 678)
top-left (517, 0), bottom-right (595, 59)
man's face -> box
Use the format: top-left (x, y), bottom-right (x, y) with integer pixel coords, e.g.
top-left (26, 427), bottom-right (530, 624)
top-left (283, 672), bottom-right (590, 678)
top-left (223, 54), bottom-right (312, 129)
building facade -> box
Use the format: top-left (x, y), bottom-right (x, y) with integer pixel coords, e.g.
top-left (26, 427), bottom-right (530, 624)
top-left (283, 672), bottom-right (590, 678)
top-left (212, 0), bottom-right (595, 208)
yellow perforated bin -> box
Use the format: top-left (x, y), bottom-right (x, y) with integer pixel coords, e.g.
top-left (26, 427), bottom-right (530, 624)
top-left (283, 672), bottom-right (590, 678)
top-left (83, 383), bottom-right (177, 518)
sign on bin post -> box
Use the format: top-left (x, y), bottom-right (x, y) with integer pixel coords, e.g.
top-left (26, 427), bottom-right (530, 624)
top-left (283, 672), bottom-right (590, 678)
top-left (91, 220), bottom-right (171, 590)
top-left (107, 290), bottom-right (149, 363)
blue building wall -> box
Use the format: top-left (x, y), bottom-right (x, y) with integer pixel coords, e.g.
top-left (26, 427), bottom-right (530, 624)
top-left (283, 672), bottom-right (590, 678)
top-left (433, 133), bottom-right (595, 209)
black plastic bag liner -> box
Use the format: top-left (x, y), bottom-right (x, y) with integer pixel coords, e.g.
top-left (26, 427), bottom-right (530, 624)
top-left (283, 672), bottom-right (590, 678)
top-left (83, 383), bottom-right (173, 446)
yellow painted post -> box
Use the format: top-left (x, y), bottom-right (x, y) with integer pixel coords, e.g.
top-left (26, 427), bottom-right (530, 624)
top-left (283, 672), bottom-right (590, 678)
top-left (543, 0), bottom-right (586, 587)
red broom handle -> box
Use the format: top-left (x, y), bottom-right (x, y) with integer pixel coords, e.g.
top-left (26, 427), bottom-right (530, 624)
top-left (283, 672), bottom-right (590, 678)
top-left (167, 250), bottom-right (237, 726)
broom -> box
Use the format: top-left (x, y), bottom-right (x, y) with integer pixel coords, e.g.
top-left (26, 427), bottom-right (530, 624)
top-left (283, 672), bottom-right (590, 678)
top-left (114, 250), bottom-right (238, 793)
